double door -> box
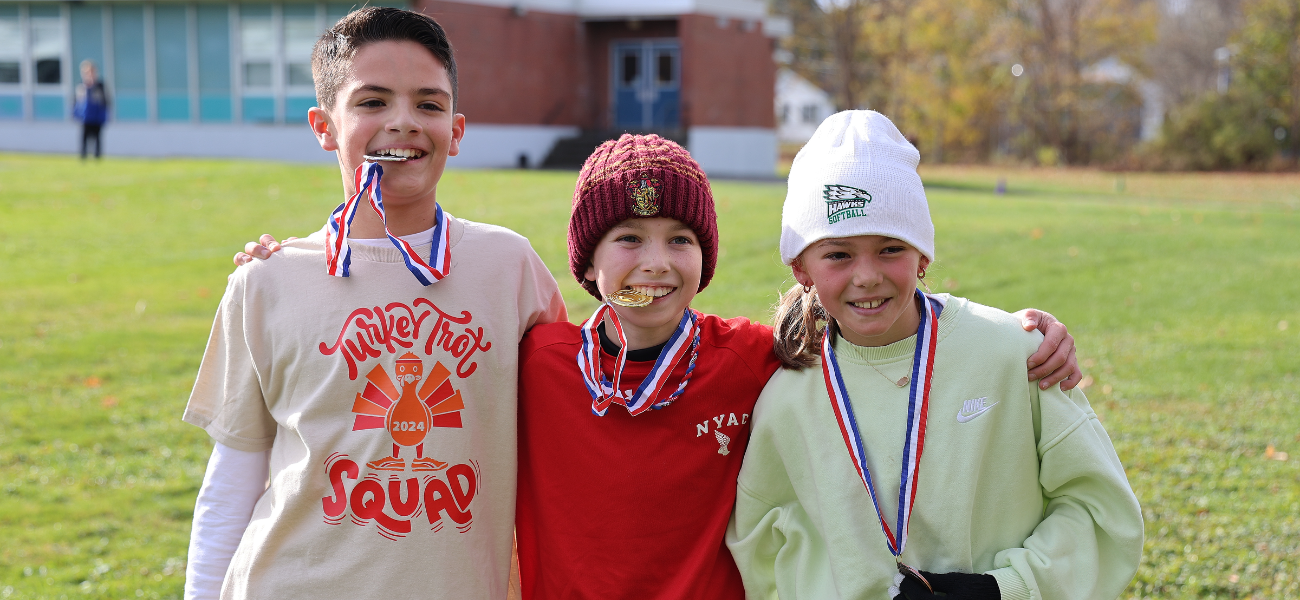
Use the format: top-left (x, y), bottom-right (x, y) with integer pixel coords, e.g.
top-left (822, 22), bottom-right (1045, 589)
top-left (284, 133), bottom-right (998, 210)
top-left (612, 40), bottom-right (681, 129)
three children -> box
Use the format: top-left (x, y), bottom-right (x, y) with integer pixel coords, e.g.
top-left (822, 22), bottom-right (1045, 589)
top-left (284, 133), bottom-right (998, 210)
top-left (192, 8), bottom-right (1135, 600)
top-left (726, 110), bottom-right (1143, 600)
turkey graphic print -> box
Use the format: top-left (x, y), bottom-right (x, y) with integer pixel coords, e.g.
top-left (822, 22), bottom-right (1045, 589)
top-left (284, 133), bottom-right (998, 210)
top-left (319, 301), bottom-right (487, 541)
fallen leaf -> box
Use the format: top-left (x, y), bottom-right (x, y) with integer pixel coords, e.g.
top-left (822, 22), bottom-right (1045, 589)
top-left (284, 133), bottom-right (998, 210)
top-left (1030, 228), bottom-right (1044, 240)
top-left (101, 396), bottom-right (118, 408)
top-left (1274, 451), bottom-right (1289, 462)
top-left (1229, 573), bottom-right (1239, 583)
top-left (85, 377), bottom-right (101, 388)
top-left (1265, 444), bottom-right (1275, 459)
top-left (198, 287), bottom-right (211, 298)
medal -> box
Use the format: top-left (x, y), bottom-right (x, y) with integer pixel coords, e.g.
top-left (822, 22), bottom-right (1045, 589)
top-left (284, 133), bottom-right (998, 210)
top-left (324, 161), bottom-right (453, 285)
top-left (822, 289), bottom-right (943, 562)
top-left (606, 288), bottom-right (654, 307)
top-left (577, 304), bottom-right (700, 416)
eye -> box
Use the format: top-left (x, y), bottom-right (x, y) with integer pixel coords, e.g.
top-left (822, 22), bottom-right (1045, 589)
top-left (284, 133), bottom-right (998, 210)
top-left (822, 251), bottom-right (851, 261)
top-left (359, 98), bottom-right (385, 108)
top-left (418, 100), bottom-right (445, 112)
top-left (669, 235), bottom-right (694, 245)
top-left (881, 245), bottom-right (907, 255)
top-left (615, 234), bottom-right (640, 243)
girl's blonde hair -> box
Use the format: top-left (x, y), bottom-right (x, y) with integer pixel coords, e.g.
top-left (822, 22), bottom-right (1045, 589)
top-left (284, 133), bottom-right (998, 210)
top-left (772, 282), bottom-right (831, 370)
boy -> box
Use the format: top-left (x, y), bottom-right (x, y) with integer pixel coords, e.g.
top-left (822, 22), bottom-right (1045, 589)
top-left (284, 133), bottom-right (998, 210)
top-left (183, 8), bottom-right (564, 599)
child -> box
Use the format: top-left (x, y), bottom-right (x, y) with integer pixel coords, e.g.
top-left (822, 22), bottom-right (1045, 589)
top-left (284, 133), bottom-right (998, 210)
top-left (726, 111), bottom-right (1144, 600)
top-left (182, 8), bottom-right (565, 599)
top-left (511, 134), bottom-right (1087, 599)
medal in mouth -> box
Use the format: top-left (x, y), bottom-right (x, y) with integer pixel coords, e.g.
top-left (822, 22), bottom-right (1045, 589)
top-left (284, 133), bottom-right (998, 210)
top-left (606, 289), bottom-right (654, 308)
top-left (363, 148), bottom-right (426, 162)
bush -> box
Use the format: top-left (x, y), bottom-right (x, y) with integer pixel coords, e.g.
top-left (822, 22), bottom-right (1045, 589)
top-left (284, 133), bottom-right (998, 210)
top-left (1142, 91), bottom-right (1282, 170)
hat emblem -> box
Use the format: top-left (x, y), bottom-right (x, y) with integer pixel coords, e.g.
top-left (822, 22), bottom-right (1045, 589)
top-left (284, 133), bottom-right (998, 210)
top-left (628, 177), bottom-right (663, 216)
top-left (824, 184), bottom-right (872, 224)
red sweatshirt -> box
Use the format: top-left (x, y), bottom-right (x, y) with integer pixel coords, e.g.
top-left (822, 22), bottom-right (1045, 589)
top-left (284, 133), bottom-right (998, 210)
top-left (516, 314), bottom-right (781, 600)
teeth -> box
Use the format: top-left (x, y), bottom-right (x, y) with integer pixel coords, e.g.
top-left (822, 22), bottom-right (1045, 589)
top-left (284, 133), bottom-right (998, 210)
top-left (630, 285), bottom-right (674, 298)
top-left (374, 149), bottom-right (423, 158)
top-left (850, 299), bottom-right (886, 309)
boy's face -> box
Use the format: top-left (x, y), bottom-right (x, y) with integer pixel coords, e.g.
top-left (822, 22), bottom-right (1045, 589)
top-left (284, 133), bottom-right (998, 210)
top-left (585, 218), bottom-right (703, 341)
top-left (309, 40), bottom-right (465, 207)
top-left (792, 235), bottom-right (929, 347)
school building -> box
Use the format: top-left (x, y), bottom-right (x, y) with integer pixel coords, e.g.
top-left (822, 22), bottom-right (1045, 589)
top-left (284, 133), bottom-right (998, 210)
top-left (0, 0), bottom-right (784, 177)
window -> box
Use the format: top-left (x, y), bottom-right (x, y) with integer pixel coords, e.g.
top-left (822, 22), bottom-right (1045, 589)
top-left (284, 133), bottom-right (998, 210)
top-left (31, 15), bottom-right (63, 85)
top-left (779, 104), bottom-right (790, 124)
top-left (656, 50), bottom-right (674, 84)
top-left (621, 51), bottom-right (639, 86)
top-left (802, 104), bottom-right (819, 124)
top-left (0, 10), bottom-right (19, 85)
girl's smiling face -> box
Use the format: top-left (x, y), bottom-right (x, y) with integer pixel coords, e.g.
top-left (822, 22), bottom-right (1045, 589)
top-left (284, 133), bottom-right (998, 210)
top-left (585, 218), bottom-right (703, 349)
top-left (792, 235), bottom-right (930, 347)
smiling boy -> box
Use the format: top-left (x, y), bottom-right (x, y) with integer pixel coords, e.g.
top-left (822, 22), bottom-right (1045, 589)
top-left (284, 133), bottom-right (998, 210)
top-left (182, 9), bottom-right (565, 599)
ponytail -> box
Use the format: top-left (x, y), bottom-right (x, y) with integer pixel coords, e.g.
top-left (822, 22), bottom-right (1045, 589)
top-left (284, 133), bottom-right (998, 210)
top-left (772, 283), bottom-right (830, 370)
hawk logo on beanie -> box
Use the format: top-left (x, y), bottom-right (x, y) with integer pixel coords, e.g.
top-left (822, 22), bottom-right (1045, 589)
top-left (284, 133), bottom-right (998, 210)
top-left (628, 177), bottom-right (663, 216)
top-left (824, 184), bottom-right (872, 224)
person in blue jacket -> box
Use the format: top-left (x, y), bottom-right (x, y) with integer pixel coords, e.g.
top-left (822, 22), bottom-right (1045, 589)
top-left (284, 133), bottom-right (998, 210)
top-left (73, 60), bottom-right (110, 159)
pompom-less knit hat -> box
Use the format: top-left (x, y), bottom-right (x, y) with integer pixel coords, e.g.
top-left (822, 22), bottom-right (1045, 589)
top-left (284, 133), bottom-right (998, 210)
top-left (569, 134), bottom-right (718, 300)
top-left (781, 110), bottom-right (934, 265)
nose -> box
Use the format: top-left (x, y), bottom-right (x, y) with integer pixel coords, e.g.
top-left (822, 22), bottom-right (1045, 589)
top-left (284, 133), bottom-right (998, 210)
top-left (849, 257), bottom-right (883, 288)
top-left (387, 102), bottom-right (421, 135)
top-left (640, 239), bottom-right (672, 275)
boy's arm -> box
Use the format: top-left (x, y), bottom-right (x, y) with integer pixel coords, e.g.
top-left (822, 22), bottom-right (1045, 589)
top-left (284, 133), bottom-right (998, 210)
top-left (983, 386), bottom-right (1144, 600)
top-left (1015, 309), bottom-right (1082, 390)
top-left (184, 443), bottom-right (269, 600)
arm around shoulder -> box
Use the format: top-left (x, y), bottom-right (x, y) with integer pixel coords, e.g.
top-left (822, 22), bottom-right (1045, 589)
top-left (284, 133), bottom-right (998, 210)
top-left (988, 385), bottom-right (1144, 600)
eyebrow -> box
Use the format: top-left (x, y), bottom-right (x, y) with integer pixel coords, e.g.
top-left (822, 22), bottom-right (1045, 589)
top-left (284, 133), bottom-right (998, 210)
top-left (353, 85), bottom-right (451, 98)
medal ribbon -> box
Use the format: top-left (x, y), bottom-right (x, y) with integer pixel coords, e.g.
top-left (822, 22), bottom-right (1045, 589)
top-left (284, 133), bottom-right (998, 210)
top-left (822, 289), bottom-right (943, 557)
top-left (324, 161), bottom-right (453, 285)
top-left (577, 304), bottom-right (700, 416)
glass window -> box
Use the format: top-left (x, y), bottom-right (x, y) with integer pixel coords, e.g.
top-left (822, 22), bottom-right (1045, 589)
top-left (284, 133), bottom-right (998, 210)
top-left (0, 9), bottom-right (23, 84)
top-left (287, 63), bottom-right (313, 86)
top-left (284, 5), bottom-right (316, 89)
top-left (656, 51), bottom-right (674, 85)
top-left (31, 17), bottom-right (65, 85)
top-left (155, 5), bottom-right (190, 121)
top-left (620, 51), bottom-right (638, 86)
top-left (241, 5), bottom-right (274, 90)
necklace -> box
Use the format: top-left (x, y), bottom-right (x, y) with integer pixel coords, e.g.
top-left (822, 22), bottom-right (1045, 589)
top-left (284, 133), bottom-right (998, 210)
top-left (866, 359), bottom-right (910, 387)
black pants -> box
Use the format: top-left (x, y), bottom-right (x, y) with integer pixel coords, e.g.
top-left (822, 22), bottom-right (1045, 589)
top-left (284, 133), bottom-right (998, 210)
top-left (81, 123), bottom-right (103, 159)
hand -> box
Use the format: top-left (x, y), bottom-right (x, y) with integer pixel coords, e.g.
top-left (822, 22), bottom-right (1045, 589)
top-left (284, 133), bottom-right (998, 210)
top-left (892, 570), bottom-right (1001, 600)
top-left (1015, 308), bottom-right (1082, 391)
top-left (233, 234), bottom-right (294, 267)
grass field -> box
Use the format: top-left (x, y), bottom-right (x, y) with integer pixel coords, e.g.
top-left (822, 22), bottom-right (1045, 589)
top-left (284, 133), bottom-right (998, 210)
top-left (1, 153), bottom-right (1298, 599)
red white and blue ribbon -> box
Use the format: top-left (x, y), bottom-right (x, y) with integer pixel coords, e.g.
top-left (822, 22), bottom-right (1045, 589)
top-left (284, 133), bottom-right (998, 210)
top-left (324, 161), bottom-right (453, 286)
top-left (822, 289), bottom-right (943, 558)
top-left (577, 304), bottom-right (700, 416)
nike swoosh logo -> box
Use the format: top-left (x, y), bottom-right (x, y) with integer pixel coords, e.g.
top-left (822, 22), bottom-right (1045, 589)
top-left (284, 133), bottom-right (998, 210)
top-left (956, 401), bottom-right (999, 423)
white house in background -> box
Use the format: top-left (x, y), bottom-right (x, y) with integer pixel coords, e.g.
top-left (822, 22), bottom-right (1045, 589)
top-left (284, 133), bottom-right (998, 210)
top-left (775, 68), bottom-right (833, 144)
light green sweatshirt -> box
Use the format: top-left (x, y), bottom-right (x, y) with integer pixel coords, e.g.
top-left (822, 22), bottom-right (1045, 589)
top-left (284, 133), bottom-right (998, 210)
top-left (727, 295), bottom-right (1143, 600)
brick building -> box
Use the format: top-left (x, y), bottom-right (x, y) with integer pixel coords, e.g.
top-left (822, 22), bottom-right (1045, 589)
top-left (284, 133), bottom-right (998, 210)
top-left (0, 0), bottom-right (782, 176)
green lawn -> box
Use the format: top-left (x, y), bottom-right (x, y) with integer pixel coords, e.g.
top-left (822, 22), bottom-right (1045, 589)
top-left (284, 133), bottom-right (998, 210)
top-left (1, 154), bottom-right (1297, 599)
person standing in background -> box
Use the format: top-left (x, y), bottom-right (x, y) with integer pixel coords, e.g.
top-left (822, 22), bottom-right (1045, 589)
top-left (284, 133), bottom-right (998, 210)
top-left (73, 60), bottom-right (109, 160)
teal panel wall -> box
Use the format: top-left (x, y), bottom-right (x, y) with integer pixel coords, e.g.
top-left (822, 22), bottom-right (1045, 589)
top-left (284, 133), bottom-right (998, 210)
top-left (0, 95), bottom-right (21, 119)
top-left (70, 5), bottom-right (105, 75)
top-left (34, 95), bottom-right (64, 120)
top-left (196, 4), bottom-right (231, 122)
top-left (242, 96), bottom-right (274, 123)
top-left (154, 4), bottom-right (190, 121)
top-left (285, 96), bottom-right (316, 123)
top-left (112, 4), bottom-right (147, 121)
top-left (200, 95), bottom-right (232, 122)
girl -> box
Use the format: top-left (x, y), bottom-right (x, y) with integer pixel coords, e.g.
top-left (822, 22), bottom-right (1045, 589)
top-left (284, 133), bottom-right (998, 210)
top-left (726, 111), bottom-right (1143, 600)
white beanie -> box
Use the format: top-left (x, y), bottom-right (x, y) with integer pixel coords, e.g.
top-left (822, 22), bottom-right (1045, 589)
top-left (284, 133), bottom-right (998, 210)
top-left (780, 110), bottom-right (934, 265)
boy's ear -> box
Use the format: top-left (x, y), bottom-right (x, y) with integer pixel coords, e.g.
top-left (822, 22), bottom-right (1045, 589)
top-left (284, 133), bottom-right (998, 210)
top-left (583, 263), bottom-right (596, 283)
top-left (447, 113), bottom-right (466, 157)
top-left (308, 108), bottom-right (338, 152)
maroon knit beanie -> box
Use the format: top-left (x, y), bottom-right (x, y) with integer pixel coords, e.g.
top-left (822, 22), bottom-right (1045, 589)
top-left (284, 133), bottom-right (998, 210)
top-left (568, 134), bottom-right (718, 300)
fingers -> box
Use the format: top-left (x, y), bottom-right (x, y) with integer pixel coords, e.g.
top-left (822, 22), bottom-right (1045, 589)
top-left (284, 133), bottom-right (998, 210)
top-left (1026, 318), bottom-right (1065, 372)
top-left (1031, 336), bottom-right (1081, 390)
top-left (233, 251), bottom-right (253, 267)
top-left (1016, 308), bottom-right (1056, 332)
top-left (259, 233), bottom-right (282, 252)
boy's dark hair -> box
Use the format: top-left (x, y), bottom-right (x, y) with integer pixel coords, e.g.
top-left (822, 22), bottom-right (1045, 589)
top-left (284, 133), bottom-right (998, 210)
top-left (312, 7), bottom-right (457, 111)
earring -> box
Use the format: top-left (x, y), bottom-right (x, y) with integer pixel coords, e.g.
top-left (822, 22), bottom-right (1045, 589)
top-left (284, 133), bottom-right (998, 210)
top-left (917, 269), bottom-right (927, 280)
top-left (802, 285), bottom-right (813, 294)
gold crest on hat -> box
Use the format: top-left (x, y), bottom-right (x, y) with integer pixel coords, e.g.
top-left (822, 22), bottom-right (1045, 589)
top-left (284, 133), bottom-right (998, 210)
top-left (628, 177), bottom-right (663, 216)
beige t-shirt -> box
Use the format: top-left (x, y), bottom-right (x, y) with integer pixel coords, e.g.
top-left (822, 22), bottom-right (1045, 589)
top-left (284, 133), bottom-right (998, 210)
top-left (184, 217), bottom-right (566, 599)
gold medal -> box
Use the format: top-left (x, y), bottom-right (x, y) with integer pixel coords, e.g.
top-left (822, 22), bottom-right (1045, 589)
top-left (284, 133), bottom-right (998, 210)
top-left (606, 289), bottom-right (654, 308)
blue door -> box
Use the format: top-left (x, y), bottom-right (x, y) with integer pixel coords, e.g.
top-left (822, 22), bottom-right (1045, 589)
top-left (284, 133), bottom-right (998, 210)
top-left (613, 40), bottom-right (680, 129)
